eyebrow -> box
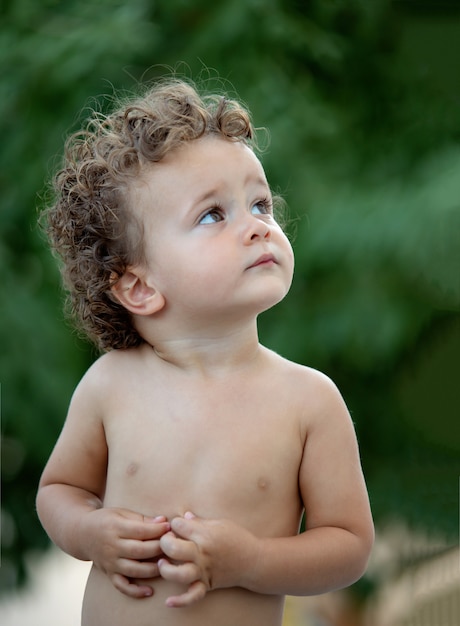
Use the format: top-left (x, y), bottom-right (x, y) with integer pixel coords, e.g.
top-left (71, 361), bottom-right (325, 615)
top-left (193, 188), bottom-right (221, 206)
top-left (192, 174), bottom-right (270, 207)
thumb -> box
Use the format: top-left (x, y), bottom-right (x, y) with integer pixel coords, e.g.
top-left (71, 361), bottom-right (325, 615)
top-left (170, 512), bottom-right (201, 537)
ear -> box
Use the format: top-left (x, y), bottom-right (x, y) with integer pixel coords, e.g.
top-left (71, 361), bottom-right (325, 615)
top-left (111, 267), bottom-right (165, 316)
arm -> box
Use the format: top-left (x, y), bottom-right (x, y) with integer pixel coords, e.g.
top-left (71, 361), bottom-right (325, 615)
top-left (157, 372), bottom-right (374, 606)
top-left (36, 364), bottom-right (170, 598)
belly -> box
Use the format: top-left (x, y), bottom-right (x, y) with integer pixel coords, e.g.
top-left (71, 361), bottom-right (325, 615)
top-left (82, 565), bottom-right (285, 626)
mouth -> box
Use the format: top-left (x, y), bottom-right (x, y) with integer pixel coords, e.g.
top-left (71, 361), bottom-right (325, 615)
top-left (248, 253), bottom-right (277, 269)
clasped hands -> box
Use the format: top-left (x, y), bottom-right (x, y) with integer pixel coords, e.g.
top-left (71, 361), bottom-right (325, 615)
top-left (83, 507), bottom-right (257, 607)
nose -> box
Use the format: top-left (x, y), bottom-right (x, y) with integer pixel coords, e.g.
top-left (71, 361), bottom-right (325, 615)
top-left (243, 215), bottom-right (271, 244)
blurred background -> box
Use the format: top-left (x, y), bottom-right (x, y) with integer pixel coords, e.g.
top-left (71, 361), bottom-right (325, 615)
top-left (1, 0), bottom-right (459, 624)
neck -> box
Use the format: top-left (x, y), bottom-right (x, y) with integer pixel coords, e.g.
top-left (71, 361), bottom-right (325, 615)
top-left (143, 319), bottom-right (262, 377)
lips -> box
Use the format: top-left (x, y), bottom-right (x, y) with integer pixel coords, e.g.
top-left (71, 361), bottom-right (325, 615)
top-left (248, 253), bottom-right (277, 269)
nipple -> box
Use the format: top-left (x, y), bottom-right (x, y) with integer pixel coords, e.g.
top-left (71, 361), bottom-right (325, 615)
top-left (126, 462), bottom-right (139, 476)
top-left (257, 476), bottom-right (269, 491)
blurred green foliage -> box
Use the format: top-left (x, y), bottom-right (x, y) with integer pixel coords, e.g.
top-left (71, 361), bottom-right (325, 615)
top-left (1, 0), bottom-right (459, 596)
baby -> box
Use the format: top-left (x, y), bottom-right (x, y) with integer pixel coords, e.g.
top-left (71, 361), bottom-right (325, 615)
top-left (36, 79), bottom-right (374, 626)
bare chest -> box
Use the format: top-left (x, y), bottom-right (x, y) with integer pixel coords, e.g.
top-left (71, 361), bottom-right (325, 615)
top-left (103, 381), bottom-right (303, 530)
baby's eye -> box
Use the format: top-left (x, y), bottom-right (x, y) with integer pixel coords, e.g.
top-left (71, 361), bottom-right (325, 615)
top-left (251, 198), bottom-right (273, 216)
top-left (199, 208), bottom-right (225, 225)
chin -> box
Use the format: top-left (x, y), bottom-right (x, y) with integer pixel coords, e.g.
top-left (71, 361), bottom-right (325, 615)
top-left (255, 289), bottom-right (290, 314)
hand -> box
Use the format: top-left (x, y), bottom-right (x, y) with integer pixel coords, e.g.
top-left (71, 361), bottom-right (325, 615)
top-left (158, 512), bottom-right (258, 608)
top-left (80, 507), bottom-right (170, 598)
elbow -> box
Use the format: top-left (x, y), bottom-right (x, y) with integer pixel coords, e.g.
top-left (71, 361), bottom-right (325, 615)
top-left (35, 483), bottom-right (51, 529)
top-left (348, 522), bottom-right (375, 585)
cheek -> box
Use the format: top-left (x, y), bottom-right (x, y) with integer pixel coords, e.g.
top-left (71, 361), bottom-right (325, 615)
top-left (159, 252), bottom-right (223, 295)
top-left (288, 244), bottom-right (295, 272)
top-left (279, 237), bottom-right (295, 288)
top-left (279, 232), bottom-right (295, 266)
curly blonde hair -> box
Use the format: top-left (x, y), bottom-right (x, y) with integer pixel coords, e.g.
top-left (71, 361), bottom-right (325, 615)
top-left (43, 79), bottom-right (256, 351)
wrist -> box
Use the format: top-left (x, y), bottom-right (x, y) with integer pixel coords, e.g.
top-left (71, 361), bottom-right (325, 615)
top-left (235, 530), bottom-right (264, 592)
top-left (71, 497), bottom-right (103, 562)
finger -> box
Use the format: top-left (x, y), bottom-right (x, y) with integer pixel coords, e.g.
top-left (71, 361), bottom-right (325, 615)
top-left (170, 515), bottom-right (201, 540)
top-left (120, 538), bottom-right (165, 561)
top-left (157, 558), bottom-right (200, 585)
top-left (124, 516), bottom-right (171, 541)
top-left (165, 580), bottom-right (207, 608)
top-left (160, 532), bottom-right (197, 562)
top-left (116, 557), bottom-right (160, 580)
top-left (121, 519), bottom-right (171, 542)
top-left (111, 573), bottom-right (153, 599)
top-left (146, 515), bottom-right (167, 523)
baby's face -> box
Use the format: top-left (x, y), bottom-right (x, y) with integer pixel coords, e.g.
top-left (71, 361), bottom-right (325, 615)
top-left (130, 136), bottom-right (294, 327)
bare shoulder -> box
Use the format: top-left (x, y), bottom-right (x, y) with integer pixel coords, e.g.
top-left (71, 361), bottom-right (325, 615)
top-left (264, 348), bottom-right (346, 410)
top-left (74, 345), bottom-right (146, 398)
top-left (57, 347), bottom-right (144, 434)
top-left (83, 345), bottom-right (146, 377)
